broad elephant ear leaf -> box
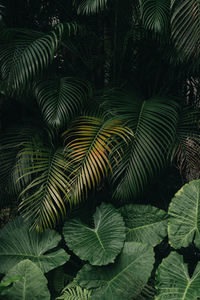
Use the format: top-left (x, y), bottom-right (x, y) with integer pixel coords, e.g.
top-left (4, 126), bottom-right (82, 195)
top-left (63, 203), bottom-right (126, 266)
top-left (35, 77), bottom-right (91, 129)
top-left (155, 252), bottom-right (200, 300)
top-left (77, 242), bottom-right (154, 300)
top-left (0, 217), bottom-right (70, 274)
top-left (119, 204), bottom-right (168, 246)
top-left (168, 179), bottom-right (200, 249)
top-left (1, 260), bottom-right (50, 300)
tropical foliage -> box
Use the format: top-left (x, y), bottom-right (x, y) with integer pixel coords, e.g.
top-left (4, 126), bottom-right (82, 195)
top-left (0, 0), bottom-right (200, 299)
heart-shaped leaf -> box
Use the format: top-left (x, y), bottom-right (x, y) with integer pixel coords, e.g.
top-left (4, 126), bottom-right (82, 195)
top-left (63, 203), bottom-right (126, 266)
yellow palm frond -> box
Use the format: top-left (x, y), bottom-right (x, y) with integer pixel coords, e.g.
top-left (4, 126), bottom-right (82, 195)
top-left (63, 116), bottom-right (132, 202)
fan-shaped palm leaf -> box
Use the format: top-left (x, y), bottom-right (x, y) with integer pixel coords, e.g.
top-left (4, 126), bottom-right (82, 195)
top-left (103, 95), bottom-right (179, 201)
top-left (35, 77), bottom-right (91, 129)
top-left (0, 23), bottom-right (77, 94)
top-left (141, 0), bottom-right (170, 33)
top-left (74, 0), bottom-right (108, 14)
top-left (17, 144), bottom-right (70, 230)
top-left (63, 116), bottom-right (132, 203)
top-left (171, 0), bottom-right (200, 59)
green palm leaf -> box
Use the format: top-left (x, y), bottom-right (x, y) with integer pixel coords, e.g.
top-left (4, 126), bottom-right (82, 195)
top-left (119, 204), bottom-right (168, 246)
top-left (0, 217), bottom-right (70, 274)
top-left (77, 242), bottom-right (154, 300)
top-left (155, 252), bottom-right (200, 300)
top-left (168, 179), bottom-right (200, 249)
top-left (106, 95), bottom-right (179, 201)
top-left (0, 23), bottom-right (77, 94)
top-left (63, 203), bottom-right (126, 266)
top-left (171, 0), bottom-right (200, 58)
top-left (63, 116), bottom-right (132, 203)
top-left (141, 0), bottom-right (170, 33)
top-left (35, 77), bottom-right (91, 129)
top-left (1, 260), bottom-right (50, 300)
top-left (57, 282), bottom-right (91, 300)
top-left (74, 0), bottom-right (108, 14)
top-left (17, 144), bottom-right (70, 230)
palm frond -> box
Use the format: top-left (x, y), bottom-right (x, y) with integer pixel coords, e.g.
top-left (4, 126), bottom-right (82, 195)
top-left (171, 0), bottom-right (200, 59)
top-left (35, 77), bottom-right (91, 129)
top-left (141, 0), bottom-right (170, 33)
top-left (74, 0), bottom-right (108, 15)
top-left (17, 144), bottom-right (70, 230)
top-left (0, 125), bottom-right (43, 196)
top-left (57, 282), bottom-right (91, 300)
top-left (103, 94), bottom-right (180, 201)
top-left (63, 116), bottom-right (132, 203)
top-left (0, 23), bottom-right (77, 95)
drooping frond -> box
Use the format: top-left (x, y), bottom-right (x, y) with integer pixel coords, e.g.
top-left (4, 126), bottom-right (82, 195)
top-left (35, 77), bottom-right (91, 129)
top-left (171, 0), bottom-right (200, 59)
top-left (63, 116), bottom-right (132, 203)
top-left (74, 0), bottom-right (108, 15)
top-left (17, 144), bottom-right (70, 230)
top-left (103, 94), bottom-right (180, 201)
top-left (0, 23), bottom-right (77, 94)
top-left (141, 0), bottom-right (170, 33)
top-left (0, 125), bottom-right (43, 196)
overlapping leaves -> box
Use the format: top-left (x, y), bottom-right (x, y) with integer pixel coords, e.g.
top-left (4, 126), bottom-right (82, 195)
top-left (77, 242), bottom-right (154, 300)
top-left (0, 217), bottom-right (69, 273)
top-left (63, 116), bottom-right (132, 203)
